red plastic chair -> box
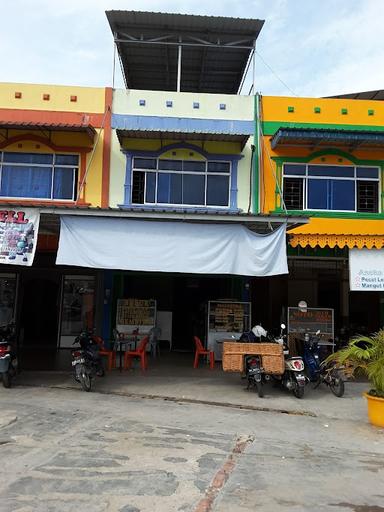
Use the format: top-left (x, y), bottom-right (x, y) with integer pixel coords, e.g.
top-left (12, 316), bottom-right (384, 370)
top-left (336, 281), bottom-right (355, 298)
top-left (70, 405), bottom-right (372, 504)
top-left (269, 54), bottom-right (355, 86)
top-left (124, 336), bottom-right (149, 371)
top-left (93, 335), bottom-right (116, 371)
top-left (193, 336), bottom-right (214, 369)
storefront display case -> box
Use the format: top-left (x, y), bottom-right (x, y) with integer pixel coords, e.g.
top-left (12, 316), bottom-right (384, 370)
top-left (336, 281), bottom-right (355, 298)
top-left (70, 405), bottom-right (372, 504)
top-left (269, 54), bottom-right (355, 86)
top-left (207, 300), bottom-right (251, 360)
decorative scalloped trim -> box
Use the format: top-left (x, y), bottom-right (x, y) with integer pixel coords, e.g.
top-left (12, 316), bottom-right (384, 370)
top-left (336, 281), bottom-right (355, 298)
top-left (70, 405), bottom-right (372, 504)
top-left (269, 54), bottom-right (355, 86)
top-left (289, 234), bottom-right (384, 249)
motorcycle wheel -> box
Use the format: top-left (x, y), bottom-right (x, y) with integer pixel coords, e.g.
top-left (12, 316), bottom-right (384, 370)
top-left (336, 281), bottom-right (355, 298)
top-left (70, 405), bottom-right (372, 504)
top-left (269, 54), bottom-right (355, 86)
top-left (255, 381), bottom-right (264, 398)
top-left (1, 372), bottom-right (11, 388)
top-left (80, 368), bottom-right (91, 392)
top-left (293, 384), bottom-right (305, 399)
top-left (330, 377), bottom-right (345, 397)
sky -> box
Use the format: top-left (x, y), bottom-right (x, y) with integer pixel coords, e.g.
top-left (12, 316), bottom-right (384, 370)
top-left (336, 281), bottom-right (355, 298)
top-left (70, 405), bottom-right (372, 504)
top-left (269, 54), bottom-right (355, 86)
top-left (1, 0), bottom-right (383, 98)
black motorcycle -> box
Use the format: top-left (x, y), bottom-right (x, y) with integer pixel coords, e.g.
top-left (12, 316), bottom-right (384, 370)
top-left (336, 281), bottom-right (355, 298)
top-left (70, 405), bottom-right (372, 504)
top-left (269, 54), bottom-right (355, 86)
top-left (0, 324), bottom-right (17, 388)
top-left (245, 354), bottom-right (266, 397)
top-left (72, 330), bottom-right (105, 392)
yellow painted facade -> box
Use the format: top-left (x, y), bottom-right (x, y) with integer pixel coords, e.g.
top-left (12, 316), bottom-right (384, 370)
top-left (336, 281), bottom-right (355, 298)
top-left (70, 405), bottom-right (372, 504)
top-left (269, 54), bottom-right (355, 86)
top-left (0, 82), bottom-right (108, 207)
top-left (259, 95), bottom-right (384, 248)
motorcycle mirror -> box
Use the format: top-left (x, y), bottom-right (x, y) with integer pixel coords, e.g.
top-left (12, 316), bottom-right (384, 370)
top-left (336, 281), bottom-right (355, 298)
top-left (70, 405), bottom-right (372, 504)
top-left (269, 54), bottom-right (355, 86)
top-left (280, 323), bottom-right (286, 330)
top-left (316, 329), bottom-right (321, 335)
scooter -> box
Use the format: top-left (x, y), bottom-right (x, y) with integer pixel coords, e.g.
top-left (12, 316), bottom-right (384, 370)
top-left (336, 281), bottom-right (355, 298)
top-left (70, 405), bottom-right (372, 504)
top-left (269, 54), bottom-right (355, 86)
top-left (72, 330), bottom-right (105, 392)
top-left (302, 331), bottom-right (345, 397)
top-left (0, 324), bottom-right (17, 388)
top-left (272, 324), bottom-right (306, 399)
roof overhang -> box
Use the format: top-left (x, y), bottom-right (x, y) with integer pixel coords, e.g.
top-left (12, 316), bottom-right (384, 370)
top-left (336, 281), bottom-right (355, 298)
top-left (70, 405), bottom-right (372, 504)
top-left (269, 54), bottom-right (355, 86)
top-left (327, 90), bottom-right (384, 101)
top-left (271, 127), bottom-right (384, 150)
top-left (19, 205), bottom-right (309, 236)
top-left (106, 10), bottom-right (264, 93)
top-left (289, 218), bottom-right (384, 249)
top-left (116, 128), bottom-right (249, 148)
top-left (0, 121), bottom-right (96, 141)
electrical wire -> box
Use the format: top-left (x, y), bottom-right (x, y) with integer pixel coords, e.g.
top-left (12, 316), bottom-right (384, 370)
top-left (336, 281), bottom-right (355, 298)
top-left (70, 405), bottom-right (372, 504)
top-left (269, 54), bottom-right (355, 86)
top-left (255, 50), bottom-right (297, 97)
top-left (76, 105), bottom-right (110, 204)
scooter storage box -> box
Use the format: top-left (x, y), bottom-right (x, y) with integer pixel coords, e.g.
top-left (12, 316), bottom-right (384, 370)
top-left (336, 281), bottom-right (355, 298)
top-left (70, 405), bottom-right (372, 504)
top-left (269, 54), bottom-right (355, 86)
top-left (222, 342), bottom-right (284, 374)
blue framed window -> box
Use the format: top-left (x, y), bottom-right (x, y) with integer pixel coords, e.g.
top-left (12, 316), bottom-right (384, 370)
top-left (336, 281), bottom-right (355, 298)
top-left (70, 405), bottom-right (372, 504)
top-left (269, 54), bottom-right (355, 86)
top-left (283, 163), bottom-right (380, 213)
top-left (131, 156), bottom-right (231, 208)
top-left (0, 152), bottom-right (79, 200)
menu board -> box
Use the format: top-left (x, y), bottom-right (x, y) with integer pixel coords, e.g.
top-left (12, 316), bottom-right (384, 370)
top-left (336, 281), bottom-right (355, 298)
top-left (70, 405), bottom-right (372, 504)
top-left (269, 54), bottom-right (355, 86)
top-left (287, 307), bottom-right (334, 337)
top-left (116, 298), bottom-right (156, 331)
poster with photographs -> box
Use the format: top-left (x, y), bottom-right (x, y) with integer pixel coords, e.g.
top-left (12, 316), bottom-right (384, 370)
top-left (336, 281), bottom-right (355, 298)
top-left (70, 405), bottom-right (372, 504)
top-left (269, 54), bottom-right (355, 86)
top-left (0, 209), bottom-right (40, 266)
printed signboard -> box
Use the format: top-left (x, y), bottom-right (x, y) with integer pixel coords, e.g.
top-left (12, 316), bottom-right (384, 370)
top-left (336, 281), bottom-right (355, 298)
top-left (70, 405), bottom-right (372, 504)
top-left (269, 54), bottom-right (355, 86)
top-left (288, 307), bottom-right (334, 338)
top-left (349, 248), bottom-right (384, 291)
top-left (0, 209), bottom-right (40, 266)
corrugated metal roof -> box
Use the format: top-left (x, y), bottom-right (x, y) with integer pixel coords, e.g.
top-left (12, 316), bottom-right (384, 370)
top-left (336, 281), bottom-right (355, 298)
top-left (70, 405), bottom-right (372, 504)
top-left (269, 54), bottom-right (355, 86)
top-left (271, 127), bottom-right (384, 149)
top-left (327, 90), bottom-right (384, 101)
top-left (106, 10), bottom-right (264, 94)
top-left (0, 121), bottom-right (96, 138)
top-left (115, 129), bottom-right (249, 148)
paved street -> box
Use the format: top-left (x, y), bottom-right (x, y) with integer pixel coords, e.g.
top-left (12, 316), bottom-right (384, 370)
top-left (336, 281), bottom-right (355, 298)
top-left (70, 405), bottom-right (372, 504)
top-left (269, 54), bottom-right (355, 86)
top-left (0, 385), bottom-right (383, 512)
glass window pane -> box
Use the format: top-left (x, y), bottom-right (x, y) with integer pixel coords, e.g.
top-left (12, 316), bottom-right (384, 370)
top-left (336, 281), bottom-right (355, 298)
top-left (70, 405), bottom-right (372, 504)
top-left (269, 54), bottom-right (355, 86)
top-left (283, 178), bottom-right (304, 209)
top-left (3, 152), bottom-right (53, 164)
top-left (357, 181), bottom-right (378, 213)
top-left (183, 161), bottom-right (206, 173)
top-left (206, 175), bottom-right (229, 206)
top-left (1, 165), bottom-right (52, 198)
top-left (131, 171), bottom-right (145, 204)
top-left (331, 180), bottom-right (355, 210)
top-left (53, 167), bottom-right (75, 200)
top-left (183, 175), bottom-right (205, 205)
top-left (356, 167), bottom-right (379, 179)
top-left (133, 157), bottom-right (156, 170)
top-left (307, 179), bottom-right (328, 209)
top-left (145, 173), bottom-right (156, 203)
top-left (158, 159), bottom-right (182, 171)
top-left (61, 276), bottom-right (95, 336)
top-left (283, 163), bottom-right (306, 176)
top-left (308, 165), bottom-right (354, 177)
top-left (55, 154), bottom-right (79, 166)
top-left (207, 161), bottom-right (231, 173)
top-left (157, 173), bottom-right (182, 204)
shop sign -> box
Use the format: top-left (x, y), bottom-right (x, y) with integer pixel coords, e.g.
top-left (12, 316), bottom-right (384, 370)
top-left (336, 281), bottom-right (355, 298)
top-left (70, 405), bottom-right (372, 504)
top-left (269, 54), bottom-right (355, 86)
top-left (287, 307), bottom-right (334, 337)
top-left (349, 248), bottom-right (384, 291)
top-left (0, 209), bottom-right (40, 266)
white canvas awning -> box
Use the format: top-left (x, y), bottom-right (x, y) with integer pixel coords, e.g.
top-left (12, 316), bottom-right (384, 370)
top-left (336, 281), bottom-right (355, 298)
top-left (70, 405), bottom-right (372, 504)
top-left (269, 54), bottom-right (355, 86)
top-left (56, 216), bottom-right (288, 276)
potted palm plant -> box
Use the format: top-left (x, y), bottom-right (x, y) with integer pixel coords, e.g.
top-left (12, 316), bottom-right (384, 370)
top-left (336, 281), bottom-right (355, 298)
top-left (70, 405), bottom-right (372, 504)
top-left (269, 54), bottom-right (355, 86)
top-left (327, 329), bottom-right (384, 427)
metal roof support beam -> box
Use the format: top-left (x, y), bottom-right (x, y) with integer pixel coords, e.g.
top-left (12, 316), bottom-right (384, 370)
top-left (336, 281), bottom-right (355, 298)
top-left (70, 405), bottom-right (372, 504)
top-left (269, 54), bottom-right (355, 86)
top-left (177, 37), bottom-right (182, 92)
top-left (114, 38), bottom-right (254, 50)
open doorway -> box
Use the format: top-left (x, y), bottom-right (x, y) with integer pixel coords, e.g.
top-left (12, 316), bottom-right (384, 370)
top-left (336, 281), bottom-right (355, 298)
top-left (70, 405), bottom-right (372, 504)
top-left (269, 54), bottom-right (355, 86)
top-left (18, 273), bottom-right (60, 370)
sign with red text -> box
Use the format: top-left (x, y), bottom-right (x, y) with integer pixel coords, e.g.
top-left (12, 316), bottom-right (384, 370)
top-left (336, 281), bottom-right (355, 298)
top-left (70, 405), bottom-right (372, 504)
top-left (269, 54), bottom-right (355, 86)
top-left (288, 307), bottom-right (334, 338)
top-left (0, 209), bottom-right (40, 266)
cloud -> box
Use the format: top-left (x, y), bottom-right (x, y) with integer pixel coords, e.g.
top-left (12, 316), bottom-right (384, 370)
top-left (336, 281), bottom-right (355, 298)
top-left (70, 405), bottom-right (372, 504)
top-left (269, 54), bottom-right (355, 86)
top-left (1, 0), bottom-right (383, 97)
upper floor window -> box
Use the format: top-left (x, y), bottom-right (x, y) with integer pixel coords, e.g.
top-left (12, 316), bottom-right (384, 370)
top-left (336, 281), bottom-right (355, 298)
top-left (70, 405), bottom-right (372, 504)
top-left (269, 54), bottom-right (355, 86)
top-left (0, 152), bottom-right (79, 201)
top-left (131, 157), bottom-right (231, 207)
top-left (282, 163), bottom-right (379, 213)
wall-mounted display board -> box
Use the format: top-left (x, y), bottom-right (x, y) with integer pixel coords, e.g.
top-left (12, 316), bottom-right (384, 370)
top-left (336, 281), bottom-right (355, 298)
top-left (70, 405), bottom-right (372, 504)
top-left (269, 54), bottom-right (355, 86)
top-left (116, 298), bottom-right (156, 334)
top-left (287, 307), bottom-right (334, 339)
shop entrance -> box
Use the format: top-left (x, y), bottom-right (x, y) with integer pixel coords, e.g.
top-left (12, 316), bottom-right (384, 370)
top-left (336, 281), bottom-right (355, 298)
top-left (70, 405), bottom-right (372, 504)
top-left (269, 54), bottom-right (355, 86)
top-left (18, 272), bottom-right (60, 370)
top-left (112, 272), bottom-right (246, 354)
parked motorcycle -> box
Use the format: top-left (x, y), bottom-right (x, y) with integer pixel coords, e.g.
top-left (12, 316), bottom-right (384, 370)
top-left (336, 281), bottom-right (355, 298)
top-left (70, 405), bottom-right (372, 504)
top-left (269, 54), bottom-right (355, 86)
top-left (302, 331), bottom-right (345, 397)
top-left (245, 354), bottom-right (266, 397)
top-left (71, 330), bottom-right (105, 392)
top-left (272, 324), bottom-right (306, 399)
top-left (0, 323), bottom-right (17, 388)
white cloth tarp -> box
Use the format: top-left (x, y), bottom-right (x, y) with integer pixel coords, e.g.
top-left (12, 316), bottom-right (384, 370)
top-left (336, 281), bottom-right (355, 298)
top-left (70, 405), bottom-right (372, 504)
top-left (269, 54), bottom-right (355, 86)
top-left (56, 216), bottom-right (288, 276)
top-left (349, 248), bottom-right (384, 291)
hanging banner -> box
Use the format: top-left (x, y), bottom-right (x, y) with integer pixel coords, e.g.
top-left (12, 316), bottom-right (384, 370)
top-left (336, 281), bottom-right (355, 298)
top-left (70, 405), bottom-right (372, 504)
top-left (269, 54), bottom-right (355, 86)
top-left (57, 216), bottom-right (288, 276)
top-left (349, 248), bottom-right (384, 291)
top-left (0, 209), bottom-right (40, 266)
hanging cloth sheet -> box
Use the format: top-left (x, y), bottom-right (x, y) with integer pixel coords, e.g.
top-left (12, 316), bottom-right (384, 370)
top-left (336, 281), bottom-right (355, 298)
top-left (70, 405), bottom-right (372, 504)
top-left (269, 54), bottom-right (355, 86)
top-left (56, 216), bottom-right (288, 277)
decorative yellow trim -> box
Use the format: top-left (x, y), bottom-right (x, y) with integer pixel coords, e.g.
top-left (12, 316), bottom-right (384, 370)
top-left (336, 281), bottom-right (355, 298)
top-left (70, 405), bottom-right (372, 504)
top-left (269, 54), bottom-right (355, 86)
top-left (289, 234), bottom-right (384, 249)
